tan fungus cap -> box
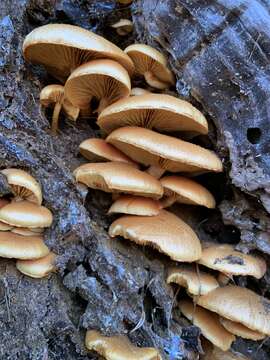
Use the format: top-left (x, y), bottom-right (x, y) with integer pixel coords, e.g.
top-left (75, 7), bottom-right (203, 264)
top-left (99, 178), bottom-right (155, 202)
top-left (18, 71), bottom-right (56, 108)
top-left (111, 19), bottom-right (133, 36)
top-left (202, 344), bottom-right (250, 360)
top-left (108, 195), bottom-right (161, 216)
top-left (11, 227), bottom-right (44, 236)
top-left (16, 252), bottom-right (56, 278)
top-left (219, 317), bottom-right (266, 341)
top-left (130, 87), bottom-right (151, 96)
top-left (0, 199), bottom-right (12, 231)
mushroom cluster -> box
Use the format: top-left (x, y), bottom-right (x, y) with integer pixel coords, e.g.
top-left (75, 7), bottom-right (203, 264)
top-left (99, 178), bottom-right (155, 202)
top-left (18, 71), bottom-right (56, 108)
top-left (0, 169), bottom-right (55, 278)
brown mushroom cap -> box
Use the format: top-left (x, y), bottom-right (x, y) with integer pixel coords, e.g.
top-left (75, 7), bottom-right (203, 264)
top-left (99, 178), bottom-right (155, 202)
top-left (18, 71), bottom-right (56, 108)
top-left (219, 317), bottom-right (266, 341)
top-left (107, 127), bottom-right (222, 175)
top-left (1, 168), bottom-right (42, 205)
top-left (179, 300), bottom-right (235, 351)
top-left (0, 201), bottom-right (53, 228)
top-left (108, 195), bottom-right (161, 216)
top-left (85, 330), bottom-right (161, 360)
top-left (202, 344), bottom-right (251, 360)
top-left (197, 285), bottom-right (270, 335)
top-left (124, 44), bottom-right (174, 89)
top-left (161, 176), bottom-right (216, 208)
top-left (198, 244), bottom-right (266, 279)
top-left (65, 59), bottom-right (131, 114)
top-left (23, 24), bottom-right (134, 82)
top-left (16, 252), bottom-right (56, 278)
top-left (167, 266), bottom-right (219, 295)
top-left (79, 138), bottom-right (137, 167)
top-left (111, 19), bottom-right (133, 36)
top-left (109, 210), bottom-right (202, 262)
top-left (130, 88), bottom-right (151, 96)
top-left (0, 232), bottom-right (49, 259)
top-left (74, 162), bottom-right (163, 199)
top-left (98, 94), bottom-right (208, 135)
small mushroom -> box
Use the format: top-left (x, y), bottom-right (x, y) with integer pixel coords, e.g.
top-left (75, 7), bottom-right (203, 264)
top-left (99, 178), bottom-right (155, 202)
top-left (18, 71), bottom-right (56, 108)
top-left (23, 24), bottom-right (134, 82)
top-left (0, 201), bottom-right (53, 228)
top-left (197, 285), bottom-right (270, 335)
top-left (124, 44), bottom-right (174, 89)
top-left (40, 84), bottom-right (80, 134)
top-left (219, 317), bottom-right (266, 341)
top-left (98, 94), bottom-right (208, 135)
top-left (111, 19), bottom-right (133, 36)
top-left (109, 210), bottom-right (202, 262)
top-left (167, 266), bottom-right (219, 295)
top-left (160, 176), bottom-right (216, 208)
top-left (0, 232), bottom-right (49, 259)
top-left (118, 0), bottom-right (133, 4)
top-left (16, 252), bottom-right (56, 278)
top-left (1, 168), bottom-right (42, 205)
top-left (179, 300), bottom-right (235, 351)
top-left (0, 199), bottom-right (12, 231)
top-left (198, 244), bottom-right (266, 279)
top-left (202, 343), bottom-right (250, 360)
top-left (11, 227), bottom-right (43, 236)
top-left (79, 138), bottom-right (137, 167)
top-left (108, 195), bottom-right (161, 216)
top-left (74, 162), bottom-right (163, 199)
top-left (106, 127), bottom-right (222, 178)
top-left (65, 59), bottom-right (131, 115)
top-left (131, 87), bottom-right (151, 96)
top-left (85, 330), bottom-right (162, 360)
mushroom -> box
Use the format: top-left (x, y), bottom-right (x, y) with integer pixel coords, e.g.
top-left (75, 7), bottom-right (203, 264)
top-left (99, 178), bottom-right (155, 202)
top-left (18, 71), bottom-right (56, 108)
top-left (124, 44), bottom-right (174, 89)
top-left (109, 210), bottom-right (202, 262)
top-left (98, 94), bottom-right (208, 135)
top-left (1, 168), bottom-right (42, 205)
top-left (198, 244), bottom-right (266, 279)
top-left (11, 227), bottom-right (43, 236)
top-left (197, 285), bottom-right (270, 335)
top-left (202, 343), bottom-right (250, 360)
top-left (106, 127), bottom-right (222, 178)
top-left (179, 300), bottom-right (235, 351)
top-left (131, 87), bottom-right (151, 96)
top-left (74, 162), bottom-right (163, 199)
top-left (16, 252), bottom-right (56, 278)
top-left (167, 266), bottom-right (219, 295)
top-left (118, 0), bottom-right (133, 4)
top-left (79, 138), bottom-right (137, 167)
top-left (0, 201), bottom-right (53, 228)
top-left (85, 330), bottom-right (162, 360)
top-left (64, 59), bottom-right (131, 115)
top-left (108, 195), bottom-right (161, 216)
top-left (111, 19), bottom-right (133, 36)
top-left (23, 24), bottom-right (134, 82)
top-left (0, 232), bottom-right (49, 259)
top-left (0, 199), bottom-right (12, 231)
top-left (219, 317), bottom-right (265, 341)
top-left (40, 84), bottom-right (80, 134)
top-left (160, 176), bottom-right (216, 208)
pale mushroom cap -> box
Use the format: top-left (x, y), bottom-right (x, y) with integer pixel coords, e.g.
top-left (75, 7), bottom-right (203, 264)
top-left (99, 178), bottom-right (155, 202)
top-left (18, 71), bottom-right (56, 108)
top-left (130, 87), bottom-right (151, 96)
top-left (0, 200), bottom-right (12, 230)
top-left (108, 195), bottom-right (161, 216)
top-left (16, 252), bottom-right (56, 278)
top-left (107, 127), bottom-right (222, 173)
top-left (111, 19), bottom-right (133, 35)
top-left (11, 227), bottom-right (44, 236)
top-left (220, 317), bottom-right (266, 341)
top-left (179, 300), bottom-right (235, 351)
top-left (0, 232), bottom-right (49, 259)
top-left (40, 84), bottom-right (65, 106)
top-left (74, 162), bottom-right (163, 199)
top-left (161, 176), bottom-right (216, 208)
top-left (23, 24), bottom-right (134, 81)
top-left (79, 138), bottom-right (137, 167)
top-left (65, 59), bottom-right (131, 109)
top-left (109, 210), bottom-right (202, 262)
top-left (198, 244), bottom-right (266, 278)
top-left (0, 201), bottom-right (53, 228)
top-left (98, 94), bottom-right (208, 135)
top-left (197, 285), bottom-right (270, 335)
top-left (1, 168), bottom-right (42, 205)
top-left (85, 330), bottom-right (162, 360)
top-left (202, 345), bottom-right (251, 360)
top-left (167, 266), bottom-right (219, 295)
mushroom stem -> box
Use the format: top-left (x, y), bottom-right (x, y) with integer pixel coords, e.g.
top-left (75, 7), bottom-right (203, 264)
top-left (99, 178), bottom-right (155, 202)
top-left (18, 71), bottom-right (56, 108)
top-left (218, 273), bottom-right (232, 286)
top-left (160, 195), bottom-right (176, 208)
top-left (144, 71), bottom-right (168, 90)
top-left (147, 165), bottom-right (165, 179)
top-left (96, 97), bottom-right (109, 115)
top-left (51, 101), bottom-right (62, 134)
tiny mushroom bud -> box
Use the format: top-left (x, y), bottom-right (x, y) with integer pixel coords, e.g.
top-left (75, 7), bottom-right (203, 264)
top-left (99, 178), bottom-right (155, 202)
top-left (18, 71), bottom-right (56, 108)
top-left (109, 210), bottom-right (202, 262)
top-left (124, 44), bottom-right (175, 89)
top-left (219, 317), bottom-right (266, 341)
top-left (108, 195), bottom-right (161, 216)
top-left (16, 252), bottom-right (56, 278)
top-left (85, 330), bottom-right (162, 360)
top-left (111, 19), bottom-right (133, 36)
top-left (131, 87), bottom-right (151, 96)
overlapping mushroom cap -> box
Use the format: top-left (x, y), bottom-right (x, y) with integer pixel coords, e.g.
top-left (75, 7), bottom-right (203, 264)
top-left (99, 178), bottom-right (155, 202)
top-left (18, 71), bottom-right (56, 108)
top-left (85, 330), bottom-right (162, 360)
top-left (124, 44), bottom-right (174, 89)
top-left (219, 318), bottom-right (265, 341)
top-left (202, 345), bottom-right (250, 360)
top-left (74, 162), bottom-right (163, 199)
top-left (16, 252), bottom-right (56, 278)
top-left (109, 210), bottom-right (202, 262)
top-left (108, 195), bottom-right (161, 216)
top-left (131, 87), bottom-right (151, 96)
top-left (111, 19), bottom-right (133, 36)
top-left (0, 199), bottom-right (12, 231)
top-left (98, 94), bottom-right (208, 135)
top-left (23, 24), bottom-right (134, 82)
top-left (197, 286), bottom-right (270, 335)
top-left (65, 59), bottom-right (131, 114)
top-left (198, 244), bottom-right (266, 279)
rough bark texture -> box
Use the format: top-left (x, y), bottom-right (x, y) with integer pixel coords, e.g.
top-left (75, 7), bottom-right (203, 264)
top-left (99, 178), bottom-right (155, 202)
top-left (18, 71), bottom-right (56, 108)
top-left (0, 0), bottom-right (270, 359)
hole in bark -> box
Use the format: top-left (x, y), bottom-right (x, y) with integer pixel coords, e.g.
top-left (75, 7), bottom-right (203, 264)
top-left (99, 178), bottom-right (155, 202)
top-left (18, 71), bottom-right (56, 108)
top-left (247, 127), bottom-right (261, 144)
